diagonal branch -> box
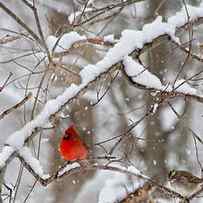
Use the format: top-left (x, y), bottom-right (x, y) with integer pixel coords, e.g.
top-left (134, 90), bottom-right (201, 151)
top-left (0, 92), bottom-right (32, 120)
top-left (0, 2), bottom-right (42, 45)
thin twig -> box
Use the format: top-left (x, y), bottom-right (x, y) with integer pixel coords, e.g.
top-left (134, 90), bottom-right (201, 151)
top-left (31, 0), bottom-right (51, 60)
top-left (0, 72), bottom-right (13, 92)
top-left (172, 0), bottom-right (193, 89)
top-left (0, 92), bottom-right (32, 120)
top-left (0, 2), bottom-right (42, 45)
top-left (72, 0), bottom-right (145, 27)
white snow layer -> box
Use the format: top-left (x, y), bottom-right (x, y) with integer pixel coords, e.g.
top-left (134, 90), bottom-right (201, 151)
top-left (104, 34), bottom-right (117, 43)
top-left (19, 147), bottom-right (47, 178)
top-left (46, 31), bottom-right (86, 52)
top-left (123, 56), bottom-right (202, 97)
top-left (58, 162), bottom-right (81, 176)
top-left (123, 56), bottom-right (163, 89)
top-left (98, 173), bottom-right (130, 203)
top-left (1, 3), bottom-right (203, 168)
top-left (68, 8), bottom-right (93, 24)
top-left (98, 163), bottom-right (147, 203)
top-left (0, 146), bottom-right (14, 167)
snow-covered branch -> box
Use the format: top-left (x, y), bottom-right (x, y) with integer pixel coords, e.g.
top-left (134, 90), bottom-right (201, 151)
top-left (123, 56), bottom-right (203, 103)
top-left (16, 157), bottom-right (186, 202)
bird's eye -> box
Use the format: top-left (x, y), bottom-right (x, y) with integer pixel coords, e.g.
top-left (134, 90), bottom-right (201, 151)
top-left (63, 135), bottom-right (70, 140)
top-left (168, 170), bottom-right (176, 179)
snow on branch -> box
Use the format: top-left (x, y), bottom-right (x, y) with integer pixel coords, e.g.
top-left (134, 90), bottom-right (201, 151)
top-left (14, 158), bottom-right (185, 201)
top-left (46, 32), bottom-right (115, 59)
top-left (98, 172), bottom-right (135, 203)
top-left (123, 56), bottom-right (203, 102)
top-left (68, 8), bottom-right (93, 25)
top-left (17, 158), bottom-right (82, 186)
top-left (123, 56), bottom-right (163, 89)
top-left (0, 146), bottom-right (15, 167)
top-left (57, 162), bottom-right (81, 177)
top-left (52, 162), bottom-right (185, 200)
top-left (168, 3), bottom-right (203, 27)
top-left (0, 3), bottom-right (203, 187)
top-left (98, 164), bottom-right (147, 203)
top-left (46, 32), bottom-right (86, 53)
top-left (18, 147), bottom-right (47, 179)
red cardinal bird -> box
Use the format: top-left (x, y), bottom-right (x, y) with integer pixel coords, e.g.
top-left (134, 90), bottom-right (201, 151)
top-left (59, 125), bottom-right (88, 161)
